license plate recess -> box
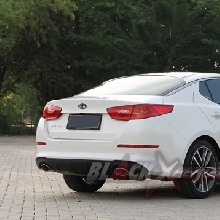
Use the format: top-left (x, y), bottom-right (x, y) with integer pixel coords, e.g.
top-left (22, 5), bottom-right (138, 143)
top-left (66, 114), bottom-right (102, 130)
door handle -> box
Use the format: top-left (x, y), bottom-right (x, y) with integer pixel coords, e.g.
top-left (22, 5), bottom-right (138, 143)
top-left (211, 112), bottom-right (220, 118)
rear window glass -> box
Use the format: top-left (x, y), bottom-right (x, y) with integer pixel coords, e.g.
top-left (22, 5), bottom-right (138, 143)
top-left (79, 75), bottom-right (186, 96)
top-left (205, 79), bottom-right (220, 104)
top-left (199, 81), bottom-right (212, 101)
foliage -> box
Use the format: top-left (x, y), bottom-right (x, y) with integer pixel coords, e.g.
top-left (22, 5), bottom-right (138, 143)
top-left (149, 0), bottom-right (220, 72)
top-left (1, 0), bottom-right (220, 135)
top-left (67, 0), bottom-right (154, 90)
top-left (0, 0), bottom-right (25, 92)
top-left (10, 0), bottom-right (76, 105)
top-left (0, 83), bottom-right (40, 134)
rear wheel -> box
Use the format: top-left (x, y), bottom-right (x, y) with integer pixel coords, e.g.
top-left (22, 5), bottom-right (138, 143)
top-left (63, 175), bottom-right (105, 192)
top-left (176, 140), bottom-right (218, 199)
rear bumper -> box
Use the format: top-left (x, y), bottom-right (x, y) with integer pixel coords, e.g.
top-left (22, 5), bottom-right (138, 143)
top-left (36, 117), bottom-right (186, 178)
top-left (36, 157), bottom-right (149, 180)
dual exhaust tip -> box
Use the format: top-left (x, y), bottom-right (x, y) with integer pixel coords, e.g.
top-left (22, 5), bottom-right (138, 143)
top-left (40, 163), bottom-right (50, 171)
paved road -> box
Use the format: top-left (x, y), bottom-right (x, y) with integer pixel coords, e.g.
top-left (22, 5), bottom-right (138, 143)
top-left (0, 136), bottom-right (220, 220)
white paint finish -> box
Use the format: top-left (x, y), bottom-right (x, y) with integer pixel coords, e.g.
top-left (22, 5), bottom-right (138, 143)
top-left (36, 72), bottom-right (220, 179)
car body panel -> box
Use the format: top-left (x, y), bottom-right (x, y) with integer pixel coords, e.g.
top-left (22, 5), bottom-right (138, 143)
top-left (36, 72), bottom-right (220, 180)
top-left (46, 95), bottom-right (164, 140)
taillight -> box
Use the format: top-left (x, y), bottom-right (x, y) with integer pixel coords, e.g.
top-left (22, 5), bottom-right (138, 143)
top-left (107, 105), bottom-right (133, 121)
top-left (42, 105), bottom-right (62, 120)
top-left (107, 104), bottom-right (173, 121)
top-left (131, 104), bottom-right (173, 119)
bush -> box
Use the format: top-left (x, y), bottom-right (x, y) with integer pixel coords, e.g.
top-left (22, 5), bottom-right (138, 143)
top-left (0, 84), bottom-right (41, 135)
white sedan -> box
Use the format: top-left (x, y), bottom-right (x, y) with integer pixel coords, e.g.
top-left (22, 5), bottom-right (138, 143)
top-left (36, 72), bottom-right (220, 199)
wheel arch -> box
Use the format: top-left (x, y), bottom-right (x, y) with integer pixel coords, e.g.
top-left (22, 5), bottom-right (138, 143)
top-left (193, 135), bottom-right (220, 161)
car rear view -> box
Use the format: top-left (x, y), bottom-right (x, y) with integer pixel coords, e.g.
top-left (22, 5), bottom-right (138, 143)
top-left (36, 72), bottom-right (220, 198)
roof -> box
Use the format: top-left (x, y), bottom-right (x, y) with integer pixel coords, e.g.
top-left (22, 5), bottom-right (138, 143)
top-left (147, 72), bottom-right (220, 83)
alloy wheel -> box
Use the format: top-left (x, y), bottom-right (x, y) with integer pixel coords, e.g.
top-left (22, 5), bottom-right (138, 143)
top-left (191, 146), bottom-right (217, 193)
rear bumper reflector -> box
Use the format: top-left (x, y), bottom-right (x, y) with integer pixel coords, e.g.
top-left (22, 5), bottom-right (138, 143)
top-left (37, 142), bottom-right (46, 146)
top-left (117, 144), bottom-right (159, 148)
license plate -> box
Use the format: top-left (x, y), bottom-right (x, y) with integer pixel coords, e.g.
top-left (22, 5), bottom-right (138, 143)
top-left (66, 114), bottom-right (102, 130)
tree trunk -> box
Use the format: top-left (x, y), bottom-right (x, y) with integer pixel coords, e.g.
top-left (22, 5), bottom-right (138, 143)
top-left (0, 65), bottom-right (7, 92)
top-left (165, 45), bottom-right (177, 72)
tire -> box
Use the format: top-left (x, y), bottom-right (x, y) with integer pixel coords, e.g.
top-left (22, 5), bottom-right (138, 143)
top-left (175, 140), bottom-right (218, 199)
top-left (63, 175), bottom-right (105, 192)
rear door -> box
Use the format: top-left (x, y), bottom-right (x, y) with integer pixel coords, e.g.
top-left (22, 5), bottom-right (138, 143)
top-left (194, 78), bottom-right (220, 138)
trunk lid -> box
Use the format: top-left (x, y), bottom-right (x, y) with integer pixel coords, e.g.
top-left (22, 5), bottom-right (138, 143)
top-left (46, 95), bottom-right (164, 141)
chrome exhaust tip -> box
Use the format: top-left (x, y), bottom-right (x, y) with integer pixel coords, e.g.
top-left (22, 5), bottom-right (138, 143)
top-left (40, 163), bottom-right (50, 171)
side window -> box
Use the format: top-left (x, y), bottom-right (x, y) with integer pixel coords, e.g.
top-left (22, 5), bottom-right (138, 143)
top-left (205, 79), bottom-right (220, 104)
top-left (199, 81), bottom-right (212, 101)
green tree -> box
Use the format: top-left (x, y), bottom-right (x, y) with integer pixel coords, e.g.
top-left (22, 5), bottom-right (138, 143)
top-left (66, 0), bottom-right (155, 91)
top-left (13, 0), bottom-right (76, 105)
top-left (1, 0), bottom-right (220, 106)
top-left (147, 0), bottom-right (220, 72)
top-left (0, 0), bottom-right (24, 91)
top-left (0, 0), bottom-right (76, 103)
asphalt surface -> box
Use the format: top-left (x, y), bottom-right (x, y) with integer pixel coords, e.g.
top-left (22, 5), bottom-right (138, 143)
top-left (0, 136), bottom-right (220, 220)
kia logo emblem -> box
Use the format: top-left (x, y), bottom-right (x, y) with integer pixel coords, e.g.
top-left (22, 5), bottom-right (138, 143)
top-left (78, 103), bottom-right (87, 109)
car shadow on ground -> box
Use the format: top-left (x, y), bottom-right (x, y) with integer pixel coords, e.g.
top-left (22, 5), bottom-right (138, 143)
top-left (60, 180), bottom-right (183, 201)
top-left (59, 180), bottom-right (220, 201)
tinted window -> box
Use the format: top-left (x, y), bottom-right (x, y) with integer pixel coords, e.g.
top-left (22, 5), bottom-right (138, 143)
top-left (205, 79), bottom-right (220, 104)
top-left (79, 75), bottom-right (186, 96)
top-left (199, 81), bottom-right (212, 100)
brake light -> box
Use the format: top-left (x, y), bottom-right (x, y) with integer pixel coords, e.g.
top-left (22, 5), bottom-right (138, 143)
top-left (42, 105), bottom-right (62, 120)
top-left (107, 104), bottom-right (173, 121)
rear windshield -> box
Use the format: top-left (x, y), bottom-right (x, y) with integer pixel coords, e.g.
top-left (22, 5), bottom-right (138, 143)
top-left (79, 75), bottom-right (186, 96)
